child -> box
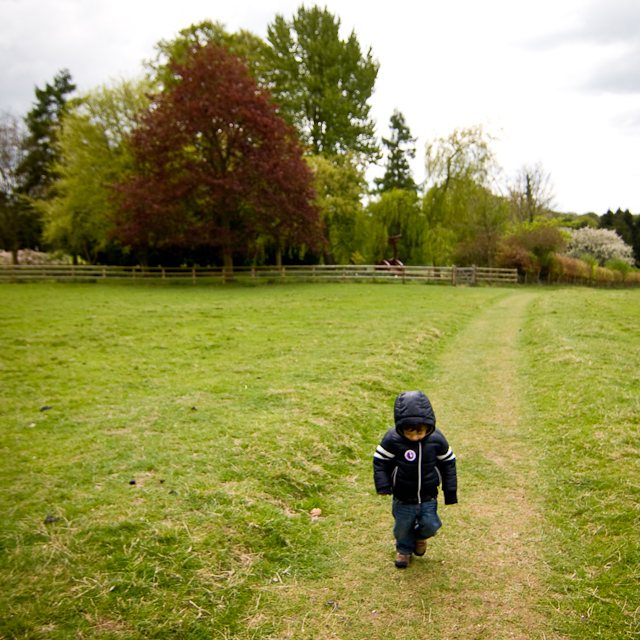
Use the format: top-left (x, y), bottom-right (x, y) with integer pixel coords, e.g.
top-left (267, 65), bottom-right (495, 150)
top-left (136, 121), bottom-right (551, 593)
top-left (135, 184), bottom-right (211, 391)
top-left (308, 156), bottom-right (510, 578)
top-left (373, 390), bottom-right (457, 568)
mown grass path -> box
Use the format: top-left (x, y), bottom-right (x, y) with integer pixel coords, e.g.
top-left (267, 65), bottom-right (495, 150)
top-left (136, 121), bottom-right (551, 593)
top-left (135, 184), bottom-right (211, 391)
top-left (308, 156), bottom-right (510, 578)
top-left (254, 290), bottom-right (561, 640)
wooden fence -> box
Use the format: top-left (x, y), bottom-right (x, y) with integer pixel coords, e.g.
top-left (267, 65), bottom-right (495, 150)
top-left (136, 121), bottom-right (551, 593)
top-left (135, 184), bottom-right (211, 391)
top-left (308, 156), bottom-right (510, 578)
top-left (0, 264), bottom-right (518, 285)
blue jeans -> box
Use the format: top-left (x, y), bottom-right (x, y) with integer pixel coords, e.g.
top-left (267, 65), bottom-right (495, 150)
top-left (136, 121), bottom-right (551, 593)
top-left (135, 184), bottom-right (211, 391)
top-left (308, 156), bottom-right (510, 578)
top-left (392, 498), bottom-right (442, 555)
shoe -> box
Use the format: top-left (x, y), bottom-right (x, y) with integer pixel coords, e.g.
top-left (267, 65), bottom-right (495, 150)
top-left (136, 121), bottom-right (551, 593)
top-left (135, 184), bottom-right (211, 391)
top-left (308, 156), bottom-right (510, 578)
top-left (415, 539), bottom-right (427, 556)
top-left (394, 553), bottom-right (411, 568)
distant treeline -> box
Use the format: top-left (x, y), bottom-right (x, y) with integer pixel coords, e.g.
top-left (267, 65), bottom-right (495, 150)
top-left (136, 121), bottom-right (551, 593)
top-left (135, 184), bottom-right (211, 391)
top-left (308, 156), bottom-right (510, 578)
top-left (1, 6), bottom-right (638, 277)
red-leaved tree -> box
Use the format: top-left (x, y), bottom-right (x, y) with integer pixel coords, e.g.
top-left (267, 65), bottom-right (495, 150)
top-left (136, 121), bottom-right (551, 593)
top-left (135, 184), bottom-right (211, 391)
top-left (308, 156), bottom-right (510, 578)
top-left (112, 43), bottom-right (323, 268)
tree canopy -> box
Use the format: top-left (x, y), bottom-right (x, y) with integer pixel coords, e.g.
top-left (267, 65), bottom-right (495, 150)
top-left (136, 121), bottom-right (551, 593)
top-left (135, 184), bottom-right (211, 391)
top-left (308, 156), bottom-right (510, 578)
top-left (374, 109), bottom-right (417, 193)
top-left (149, 20), bottom-right (270, 89)
top-left (18, 69), bottom-right (76, 200)
top-left (266, 5), bottom-right (379, 160)
top-left (307, 152), bottom-right (368, 264)
top-left (37, 78), bottom-right (152, 264)
top-left (113, 44), bottom-right (323, 269)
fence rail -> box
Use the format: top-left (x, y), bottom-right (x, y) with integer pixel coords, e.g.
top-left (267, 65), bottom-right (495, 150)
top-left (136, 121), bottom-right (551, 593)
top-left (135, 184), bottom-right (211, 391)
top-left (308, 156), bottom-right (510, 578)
top-left (0, 264), bottom-right (518, 285)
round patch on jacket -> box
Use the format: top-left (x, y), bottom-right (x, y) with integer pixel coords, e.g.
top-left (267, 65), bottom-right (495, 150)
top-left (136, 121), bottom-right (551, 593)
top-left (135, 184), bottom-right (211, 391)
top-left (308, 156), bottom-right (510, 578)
top-left (404, 450), bottom-right (416, 462)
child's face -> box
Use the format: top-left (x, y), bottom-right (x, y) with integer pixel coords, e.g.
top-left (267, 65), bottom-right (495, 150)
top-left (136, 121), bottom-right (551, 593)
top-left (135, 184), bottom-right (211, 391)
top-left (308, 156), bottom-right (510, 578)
top-left (402, 425), bottom-right (431, 441)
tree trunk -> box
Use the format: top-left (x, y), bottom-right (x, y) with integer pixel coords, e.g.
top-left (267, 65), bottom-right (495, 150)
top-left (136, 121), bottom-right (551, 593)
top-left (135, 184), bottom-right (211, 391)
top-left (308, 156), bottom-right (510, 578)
top-left (323, 249), bottom-right (335, 265)
top-left (11, 248), bottom-right (18, 265)
top-left (223, 246), bottom-right (234, 280)
top-left (275, 242), bottom-right (282, 268)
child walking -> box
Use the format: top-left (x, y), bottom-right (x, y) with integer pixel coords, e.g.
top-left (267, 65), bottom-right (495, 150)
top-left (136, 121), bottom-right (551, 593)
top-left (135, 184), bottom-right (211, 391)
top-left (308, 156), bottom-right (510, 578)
top-left (373, 390), bottom-right (457, 568)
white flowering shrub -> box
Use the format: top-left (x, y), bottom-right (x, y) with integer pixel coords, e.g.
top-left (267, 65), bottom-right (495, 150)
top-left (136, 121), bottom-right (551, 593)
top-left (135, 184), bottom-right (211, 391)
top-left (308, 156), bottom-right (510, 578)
top-left (0, 250), bottom-right (73, 265)
top-left (565, 228), bottom-right (635, 266)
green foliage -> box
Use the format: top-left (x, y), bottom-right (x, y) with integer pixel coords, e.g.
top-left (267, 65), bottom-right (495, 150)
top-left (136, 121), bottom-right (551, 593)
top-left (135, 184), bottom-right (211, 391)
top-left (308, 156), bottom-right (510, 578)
top-left (454, 184), bottom-right (509, 267)
top-left (374, 109), bottom-right (417, 193)
top-left (605, 257), bottom-right (634, 275)
top-left (149, 20), bottom-right (270, 89)
top-left (306, 153), bottom-right (368, 264)
top-left (599, 208), bottom-right (640, 265)
top-left (266, 5), bottom-right (379, 159)
top-left (366, 188), bottom-right (424, 264)
top-left (424, 124), bottom-right (497, 193)
top-left (18, 69), bottom-right (76, 200)
top-left (555, 212), bottom-right (599, 229)
top-left (422, 125), bottom-right (501, 265)
top-left (496, 221), bottom-right (566, 278)
top-left (11, 70), bottom-right (76, 253)
top-left (37, 78), bottom-right (151, 263)
top-left (578, 252), bottom-right (598, 267)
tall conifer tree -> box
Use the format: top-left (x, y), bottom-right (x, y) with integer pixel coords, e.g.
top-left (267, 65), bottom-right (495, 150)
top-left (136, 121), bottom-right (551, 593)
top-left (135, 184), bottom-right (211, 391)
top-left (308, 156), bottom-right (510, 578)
top-left (375, 109), bottom-right (417, 193)
top-left (16, 69), bottom-right (75, 250)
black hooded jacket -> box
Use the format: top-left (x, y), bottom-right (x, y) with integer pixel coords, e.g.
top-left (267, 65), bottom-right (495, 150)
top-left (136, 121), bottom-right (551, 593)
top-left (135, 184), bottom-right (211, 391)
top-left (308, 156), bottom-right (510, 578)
top-left (373, 391), bottom-right (458, 505)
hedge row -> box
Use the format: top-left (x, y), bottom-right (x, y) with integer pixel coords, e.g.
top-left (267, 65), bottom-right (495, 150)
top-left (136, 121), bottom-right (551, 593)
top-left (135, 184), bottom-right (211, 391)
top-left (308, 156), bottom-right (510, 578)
top-left (547, 254), bottom-right (640, 286)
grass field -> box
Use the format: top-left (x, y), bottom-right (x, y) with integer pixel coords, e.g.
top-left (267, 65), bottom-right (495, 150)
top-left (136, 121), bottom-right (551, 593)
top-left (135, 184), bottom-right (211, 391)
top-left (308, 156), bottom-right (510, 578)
top-left (1, 282), bottom-right (639, 639)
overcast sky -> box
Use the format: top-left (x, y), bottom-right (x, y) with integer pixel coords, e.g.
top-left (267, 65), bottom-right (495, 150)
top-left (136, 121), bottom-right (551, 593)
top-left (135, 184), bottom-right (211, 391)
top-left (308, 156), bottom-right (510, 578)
top-left (2, 0), bottom-right (639, 214)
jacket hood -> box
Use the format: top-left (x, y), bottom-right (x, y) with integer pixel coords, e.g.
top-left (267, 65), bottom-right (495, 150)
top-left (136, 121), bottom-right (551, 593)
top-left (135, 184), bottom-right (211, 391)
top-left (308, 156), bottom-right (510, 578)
top-left (394, 390), bottom-right (436, 432)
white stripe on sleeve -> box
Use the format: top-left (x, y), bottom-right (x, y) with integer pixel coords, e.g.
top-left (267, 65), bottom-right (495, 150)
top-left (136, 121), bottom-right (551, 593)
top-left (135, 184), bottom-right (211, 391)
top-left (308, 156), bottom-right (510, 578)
top-left (376, 445), bottom-right (395, 459)
top-left (437, 446), bottom-right (456, 461)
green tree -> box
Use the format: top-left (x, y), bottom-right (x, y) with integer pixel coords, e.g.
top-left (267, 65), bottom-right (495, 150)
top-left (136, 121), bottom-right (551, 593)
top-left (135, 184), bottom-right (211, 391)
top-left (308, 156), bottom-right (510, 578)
top-left (374, 109), bottom-right (417, 193)
top-left (306, 153), bottom-right (368, 264)
top-left (422, 125), bottom-right (499, 264)
top-left (267, 5), bottom-right (379, 159)
top-left (599, 208), bottom-right (639, 265)
top-left (16, 69), bottom-right (76, 250)
top-left (18, 70), bottom-right (76, 199)
top-left (367, 189), bottom-right (424, 264)
top-left (149, 20), bottom-right (270, 89)
top-left (37, 78), bottom-right (151, 264)
top-left (454, 184), bottom-right (509, 266)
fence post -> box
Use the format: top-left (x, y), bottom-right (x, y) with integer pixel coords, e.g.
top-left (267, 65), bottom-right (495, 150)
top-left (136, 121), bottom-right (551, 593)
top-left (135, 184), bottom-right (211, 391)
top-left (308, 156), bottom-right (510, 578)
top-left (452, 266), bottom-right (457, 286)
top-left (472, 266), bottom-right (476, 286)
top-left (251, 266), bottom-right (255, 279)
top-left (312, 265), bottom-right (316, 282)
top-left (192, 267), bottom-right (196, 284)
top-left (133, 266), bottom-right (136, 280)
top-left (161, 266), bottom-right (166, 280)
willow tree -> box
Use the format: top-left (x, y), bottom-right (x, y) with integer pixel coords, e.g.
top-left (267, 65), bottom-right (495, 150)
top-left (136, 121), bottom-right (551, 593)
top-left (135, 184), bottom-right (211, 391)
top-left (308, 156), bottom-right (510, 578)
top-left (423, 125), bottom-right (500, 264)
